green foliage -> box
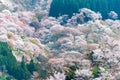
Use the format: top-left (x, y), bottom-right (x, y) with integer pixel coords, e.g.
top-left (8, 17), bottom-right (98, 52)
top-left (0, 42), bottom-right (49, 80)
top-left (0, 76), bottom-right (6, 80)
top-left (92, 67), bottom-right (100, 78)
top-left (65, 66), bottom-right (77, 80)
top-left (0, 42), bottom-right (31, 80)
top-left (35, 64), bottom-right (48, 79)
top-left (27, 59), bottom-right (48, 79)
top-left (49, 0), bottom-right (79, 18)
top-left (20, 34), bottom-right (25, 39)
top-left (27, 60), bottom-right (38, 74)
top-left (87, 51), bottom-right (94, 62)
top-left (39, 69), bottom-right (48, 79)
top-left (49, 0), bottom-right (120, 19)
top-left (0, 42), bottom-right (17, 67)
top-left (6, 76), bottom-right (15, 80)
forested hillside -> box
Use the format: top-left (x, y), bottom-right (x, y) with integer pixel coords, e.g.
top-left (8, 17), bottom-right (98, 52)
top-left (49, 0), bottom-right (120, 19)
top-left (0, 0), bottom-right (120, 80)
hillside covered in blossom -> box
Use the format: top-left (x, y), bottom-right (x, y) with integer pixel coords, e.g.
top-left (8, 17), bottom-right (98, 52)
top-left (0, 0), bottom-right (120, 80)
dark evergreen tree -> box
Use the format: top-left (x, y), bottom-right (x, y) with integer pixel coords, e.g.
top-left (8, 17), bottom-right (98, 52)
top-left (0, 42), bottom-right (32, 80)
top-left (27, 60), bottom-right (38, 74)
top-left (49, 0), bottom-right (120, 19)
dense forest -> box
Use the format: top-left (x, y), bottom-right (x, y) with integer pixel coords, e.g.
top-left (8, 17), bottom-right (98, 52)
top-left (49, 0), bottom-right (120, 19)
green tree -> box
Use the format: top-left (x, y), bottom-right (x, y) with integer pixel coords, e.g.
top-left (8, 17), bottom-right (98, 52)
top-left (49, 0), bottom-right (120, 19)
top-left (0, 42), bottom-right (31, 80)
top-left (27, 60), bottom-right (38, 74)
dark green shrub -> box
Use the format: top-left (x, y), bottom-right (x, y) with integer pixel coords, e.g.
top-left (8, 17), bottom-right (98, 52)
top-left (92, 67), bottom-right (100, 78)
top-left (27, 59), bottom-right (48, 79)
top-left (27, 60), bottom-right (38, 74)
top-left (65, 66), bottom-right (77, 80)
